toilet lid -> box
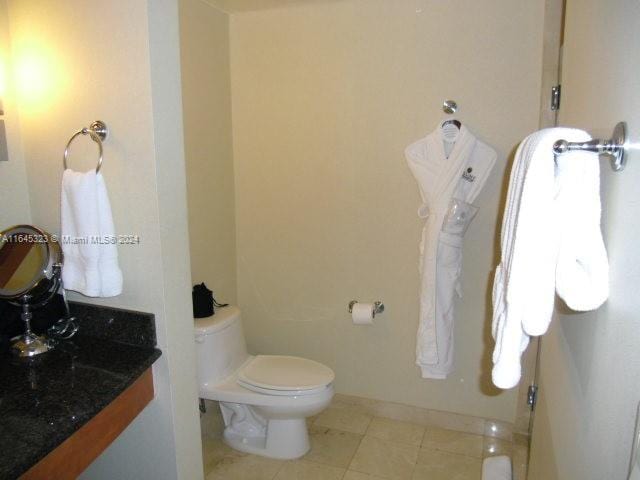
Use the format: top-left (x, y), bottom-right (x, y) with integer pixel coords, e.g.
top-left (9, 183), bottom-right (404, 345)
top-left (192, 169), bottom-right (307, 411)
top-left (238, 355), bottom-right (334, 393)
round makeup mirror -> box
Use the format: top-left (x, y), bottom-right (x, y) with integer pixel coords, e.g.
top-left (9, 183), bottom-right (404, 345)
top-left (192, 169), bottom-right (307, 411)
top-left (0, 225), bottom-right (63, 357)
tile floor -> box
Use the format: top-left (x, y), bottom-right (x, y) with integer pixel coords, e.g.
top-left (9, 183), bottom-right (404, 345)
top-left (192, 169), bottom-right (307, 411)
top-left (202, 401), bottom-right (529, 480)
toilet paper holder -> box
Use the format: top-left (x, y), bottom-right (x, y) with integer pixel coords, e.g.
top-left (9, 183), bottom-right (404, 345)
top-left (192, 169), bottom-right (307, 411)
top-left (348, 300), bottom-right (385, 317)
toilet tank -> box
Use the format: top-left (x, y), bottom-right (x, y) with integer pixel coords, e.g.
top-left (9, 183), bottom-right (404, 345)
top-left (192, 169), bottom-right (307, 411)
top-left (194, 306), bottom-right (249, 390)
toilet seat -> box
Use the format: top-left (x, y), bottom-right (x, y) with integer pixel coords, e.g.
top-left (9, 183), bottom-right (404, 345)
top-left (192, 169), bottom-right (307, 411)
top-left (237, 355), bottom-right (334, 396)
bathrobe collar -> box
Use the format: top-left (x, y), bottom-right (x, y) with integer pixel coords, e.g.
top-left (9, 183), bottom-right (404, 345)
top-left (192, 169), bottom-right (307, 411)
top-left (405, 123), bottom-right (478, 217)
top-left (436, 123), bottom-right (475, 179)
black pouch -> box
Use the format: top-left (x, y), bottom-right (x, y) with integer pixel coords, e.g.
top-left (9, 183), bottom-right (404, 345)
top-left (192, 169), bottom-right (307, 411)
top-left (192, 283), bottom-right (229, 318)
top-left (192, 283), bottom-right (214, 318)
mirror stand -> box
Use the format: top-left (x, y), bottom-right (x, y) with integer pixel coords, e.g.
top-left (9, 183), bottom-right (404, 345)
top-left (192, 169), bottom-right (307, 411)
top-left (10, 262), bottom-right (62, 358)
top-left (1, 225), bottom-right (65, 357)
top-left (12, 301), bottom-right (54, 357)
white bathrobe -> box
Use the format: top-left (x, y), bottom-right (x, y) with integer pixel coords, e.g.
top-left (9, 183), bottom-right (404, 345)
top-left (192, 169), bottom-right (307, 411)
top-left (406, 124), bottom-right (496, 378)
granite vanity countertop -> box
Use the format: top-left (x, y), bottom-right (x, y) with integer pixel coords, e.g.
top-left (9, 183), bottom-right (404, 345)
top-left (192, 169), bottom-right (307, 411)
top-left (0, 302), bottom-right (161, 479)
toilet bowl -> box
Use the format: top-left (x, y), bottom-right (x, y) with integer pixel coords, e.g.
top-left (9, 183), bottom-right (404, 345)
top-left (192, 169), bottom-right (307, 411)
top-left (194, 306), bottom-right (335, 459)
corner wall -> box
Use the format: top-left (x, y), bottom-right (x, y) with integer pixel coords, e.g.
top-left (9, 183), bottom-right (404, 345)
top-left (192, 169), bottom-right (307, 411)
top-left (4, 0), bottom-right (203, 478)
top-left (528, 0), bottom-right (640, 478)
top-left (0, 0), bottom-right (30, 227)
top-left (229, 0), bottom-right (546, 422)
top-left (180, 0), bottom-right (237, 305)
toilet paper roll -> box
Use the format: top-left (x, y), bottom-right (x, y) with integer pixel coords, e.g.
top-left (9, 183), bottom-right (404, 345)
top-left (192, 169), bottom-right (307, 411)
top-left (352, 303), bottom-right (374, 325)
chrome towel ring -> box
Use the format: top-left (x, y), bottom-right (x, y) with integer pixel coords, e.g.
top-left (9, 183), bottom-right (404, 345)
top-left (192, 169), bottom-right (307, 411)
top-left (63, 120), bottom-right (109, 174)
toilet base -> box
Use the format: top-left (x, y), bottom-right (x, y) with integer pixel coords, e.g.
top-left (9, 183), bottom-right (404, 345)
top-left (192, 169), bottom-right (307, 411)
top-left (208, 382), bottom-right (333, 460)
top-left (223, 418), bottom-right (310, 460)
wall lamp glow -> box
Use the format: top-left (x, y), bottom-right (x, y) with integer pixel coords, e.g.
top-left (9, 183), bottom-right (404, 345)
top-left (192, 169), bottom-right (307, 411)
top-left (12, 45), bottom-right (63, 115)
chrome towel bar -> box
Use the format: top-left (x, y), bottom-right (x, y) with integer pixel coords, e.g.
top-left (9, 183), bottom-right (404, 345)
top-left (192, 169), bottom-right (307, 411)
top-left (553, 121), bottom-right (627, 172)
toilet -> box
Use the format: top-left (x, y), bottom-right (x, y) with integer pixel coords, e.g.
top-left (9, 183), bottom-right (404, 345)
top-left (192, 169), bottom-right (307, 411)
top-left (194, 306), bottom-right (335, 459)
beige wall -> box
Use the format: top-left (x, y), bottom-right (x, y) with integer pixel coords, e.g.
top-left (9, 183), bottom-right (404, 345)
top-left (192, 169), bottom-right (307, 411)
top-left (229, 0), bottom-right (545, 422)
top-left (4, 1), bottom-right (202, 478)
top-left (207, 0), bottom-right (341, 13)
top-left (528, 0), bottom-right (640, 478)
top-left (180, 0), bottom-right (237, 305)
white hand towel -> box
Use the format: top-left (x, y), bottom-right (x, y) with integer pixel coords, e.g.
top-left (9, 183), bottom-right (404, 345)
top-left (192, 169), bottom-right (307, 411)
top-left (61, 169), bottom-right (123, 297)
top-left (491, 128), bottom-right (608, 389)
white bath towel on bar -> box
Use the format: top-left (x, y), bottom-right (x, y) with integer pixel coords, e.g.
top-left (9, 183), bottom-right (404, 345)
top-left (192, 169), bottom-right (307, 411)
top-left (61, 169), bottom-right (123, 297)
top-left (491, 128), bottom-right (609, 389)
